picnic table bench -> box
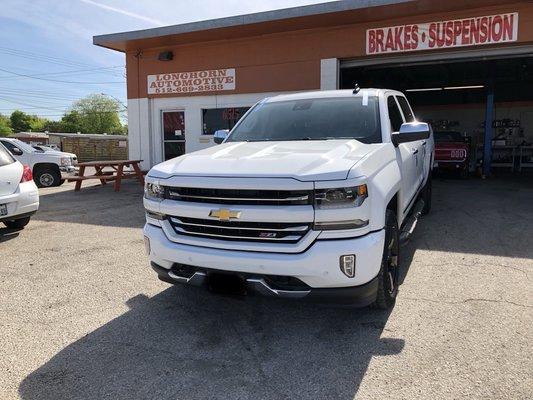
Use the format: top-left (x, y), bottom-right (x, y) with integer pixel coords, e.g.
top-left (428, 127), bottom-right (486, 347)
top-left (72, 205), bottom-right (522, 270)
top-left (68, 160), bottom-right (145, 192)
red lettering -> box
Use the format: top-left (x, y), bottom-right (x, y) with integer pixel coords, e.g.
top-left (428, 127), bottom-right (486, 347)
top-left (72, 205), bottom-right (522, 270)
top-left (479, 17), bottom-right (489, 42)
top-left (404, 25), bottom-right (412, 50)
top-left (394, 26), bottom-right (404, 50)
top-left (470, 18), bottom-right (480, 44)
top-left (445, 21), bottom-right (454, 46)
top-left (375, 29), bottom-right (384, 52)
top-left (453, 21), bottom-right (462, 45)
top-left (368, 30), bottom-right (376, 53)
top-left (428, 22), bottom-right (437, 48)
top-left (502, 14), bottom-right (514, 41)
top-left (491, 15), bottom-right (503, 42)
top-left (411, 25), bottom-right (419, 49)
top-left (385, 29), bottom-right (395, 51)
top-left (461, 20), bottom-right (471, 45)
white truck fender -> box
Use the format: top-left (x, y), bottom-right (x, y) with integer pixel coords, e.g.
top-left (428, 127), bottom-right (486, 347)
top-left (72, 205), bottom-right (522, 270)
top-left (367, 159), bottom-right (402, 230)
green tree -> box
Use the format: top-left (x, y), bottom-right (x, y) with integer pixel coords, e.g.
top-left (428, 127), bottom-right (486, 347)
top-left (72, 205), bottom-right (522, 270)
top-left (59, 110), bottom-right (83, 133)
top-left (71, 94), bottom-right (124, 134)
top-left (10, 110), bottom-right (33, 132)
top-left (9, 110), bottom-right (49, 132)
top-left (0, 114), bottom-right (12, 136)
top-left (42, 119), bottom-right (63, 133)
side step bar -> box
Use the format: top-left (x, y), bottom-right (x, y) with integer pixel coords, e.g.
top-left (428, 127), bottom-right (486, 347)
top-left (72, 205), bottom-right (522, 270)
top-left (400, 199), bottom-right (425, 245)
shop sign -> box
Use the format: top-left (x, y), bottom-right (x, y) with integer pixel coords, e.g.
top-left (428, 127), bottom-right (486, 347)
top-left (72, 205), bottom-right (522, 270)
top-left (366, 13), bottom-right (518, 55)
top-left (148, 68), bottom-right (235, 94)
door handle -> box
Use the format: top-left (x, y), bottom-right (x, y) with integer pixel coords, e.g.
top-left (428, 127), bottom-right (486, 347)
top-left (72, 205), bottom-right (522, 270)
top-left (412, 148), bottom-right (419, 154)
top-left (421, 141), bottom-right (427, 146)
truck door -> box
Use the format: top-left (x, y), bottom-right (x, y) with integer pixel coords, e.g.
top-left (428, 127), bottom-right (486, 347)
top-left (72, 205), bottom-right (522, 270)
top-left (396, 96), bottom-right (425, 188)
top-left (387, 96), bottom-right (417, 216)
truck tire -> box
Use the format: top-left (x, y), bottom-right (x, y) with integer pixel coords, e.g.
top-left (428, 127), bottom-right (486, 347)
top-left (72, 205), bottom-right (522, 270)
top-left (372, 210), bottom-right (400, 310)
top-left (3, 216), bottom-right (31, 229)
top-left (420, 176), bottom-right (432, 215)
top-left (34, 167), bottom-right (60, 188)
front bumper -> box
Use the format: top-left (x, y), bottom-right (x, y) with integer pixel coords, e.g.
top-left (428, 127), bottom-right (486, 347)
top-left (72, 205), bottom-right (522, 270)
top-left (144, 222), bottom-right (385, 294)
top-left (60, 166), bottom-right (78, 179)
top-left (151, 261), bottom-right (379, 306)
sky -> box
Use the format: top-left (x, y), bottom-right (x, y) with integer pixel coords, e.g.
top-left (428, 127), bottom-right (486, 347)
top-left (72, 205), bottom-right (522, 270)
top-left (0, 0), bottom-right (337, 123)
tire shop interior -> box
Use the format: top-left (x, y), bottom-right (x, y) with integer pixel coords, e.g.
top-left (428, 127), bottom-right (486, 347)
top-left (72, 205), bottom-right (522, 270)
top-left (340, 54), bottom-right (533, 176)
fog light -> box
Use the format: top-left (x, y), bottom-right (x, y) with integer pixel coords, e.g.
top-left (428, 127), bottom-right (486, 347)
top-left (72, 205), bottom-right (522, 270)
top-left (143, 235), bottom-right (151, 255)
top-left (340, 255), bottom-right (356, 278)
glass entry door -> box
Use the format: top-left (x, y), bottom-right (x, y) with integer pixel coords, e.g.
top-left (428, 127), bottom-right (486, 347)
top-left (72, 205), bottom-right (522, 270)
top-left (162, 110), bottom-right (185, 161)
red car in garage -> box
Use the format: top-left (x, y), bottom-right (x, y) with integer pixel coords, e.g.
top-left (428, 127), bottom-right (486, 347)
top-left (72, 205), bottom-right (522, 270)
top-left (434, 131), bottom-right (470, 178)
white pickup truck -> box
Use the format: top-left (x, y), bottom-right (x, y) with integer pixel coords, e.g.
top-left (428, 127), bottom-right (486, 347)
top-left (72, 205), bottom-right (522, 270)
top-left (0, 138), bottom-right (77, 188)
top-left (143, 89), bottom-right (434, 309)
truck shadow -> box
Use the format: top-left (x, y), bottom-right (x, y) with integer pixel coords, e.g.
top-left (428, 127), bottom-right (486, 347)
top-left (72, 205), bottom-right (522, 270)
top-left (19, 286), bottom-right (404, 400)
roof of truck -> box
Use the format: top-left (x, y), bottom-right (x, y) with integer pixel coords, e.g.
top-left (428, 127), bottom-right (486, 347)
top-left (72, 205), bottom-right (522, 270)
top-left (265, 89), bottom-right (403, 103)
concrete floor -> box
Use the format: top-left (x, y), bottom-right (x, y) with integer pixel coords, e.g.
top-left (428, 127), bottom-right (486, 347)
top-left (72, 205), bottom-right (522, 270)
top-left (0, 176), bottom-right (531, 400)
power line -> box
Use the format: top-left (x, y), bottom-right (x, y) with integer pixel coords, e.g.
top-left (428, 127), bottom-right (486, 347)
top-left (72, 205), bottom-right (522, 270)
top-left (0, 65), bottom-right (125, 81)
top-left (0, 67), bottom-right (125, 84)
top-left (0, 47), bottom-right (125, 74)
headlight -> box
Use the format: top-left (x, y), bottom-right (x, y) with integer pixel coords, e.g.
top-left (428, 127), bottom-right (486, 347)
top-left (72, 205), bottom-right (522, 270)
top-left (314, 185), bottom-right (367, 209)
top-left (60, 157), bottom-right (72, 166)
top-left (144, 182), bottom-right (165, 200)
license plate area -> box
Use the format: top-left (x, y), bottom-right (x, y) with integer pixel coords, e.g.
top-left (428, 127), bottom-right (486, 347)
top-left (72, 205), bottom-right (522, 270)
top-left (0, 204), bottom-right (7, 216)
top-left (207, 272), bottom-right (247, 296)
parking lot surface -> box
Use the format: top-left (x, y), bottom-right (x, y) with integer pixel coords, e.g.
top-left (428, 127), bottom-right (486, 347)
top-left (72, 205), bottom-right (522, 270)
top-left (1, 177), bottom-right (532, 400)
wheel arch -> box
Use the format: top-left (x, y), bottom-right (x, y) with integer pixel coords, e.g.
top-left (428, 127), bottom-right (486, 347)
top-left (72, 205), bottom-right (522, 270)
top-left (367, 160), bottom-right (402, 230)
top-left (33, 162), bottom-right (60, 175)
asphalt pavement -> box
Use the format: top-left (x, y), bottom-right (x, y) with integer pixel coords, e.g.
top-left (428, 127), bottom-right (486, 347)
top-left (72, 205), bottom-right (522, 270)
top-left (0, 176), bottom-right (531, 399)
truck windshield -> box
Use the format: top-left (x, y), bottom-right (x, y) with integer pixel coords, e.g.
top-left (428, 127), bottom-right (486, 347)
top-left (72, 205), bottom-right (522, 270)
top-left (227, 96), bottom-right (382, 143)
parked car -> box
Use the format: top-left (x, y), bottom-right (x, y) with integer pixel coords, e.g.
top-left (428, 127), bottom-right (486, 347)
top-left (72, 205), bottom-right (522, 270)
top-left (0, 143), bottom-right (39, 229)
top-left (434, 130), bottom-right (470, 178)
top-left (32, 144), bottom-right (74, 157)
top-left (0, 138), bottom-right (77, 187)
top-left (143, 89), bottom-right (434, 309)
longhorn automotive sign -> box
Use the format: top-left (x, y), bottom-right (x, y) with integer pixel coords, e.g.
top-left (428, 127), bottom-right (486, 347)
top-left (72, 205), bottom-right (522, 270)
top-left (366, 13), bottom-right (518, 55)
top-left (148, 68), bottom-right (236, 94)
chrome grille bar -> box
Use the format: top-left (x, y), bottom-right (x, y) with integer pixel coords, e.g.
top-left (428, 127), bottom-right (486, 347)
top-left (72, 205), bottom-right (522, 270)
top-left (168, 192), bottom-right (309, 202)
top-left (170, 217), bottom-right (308, 232)
top-left (172, 226), bottom-right (303, 242)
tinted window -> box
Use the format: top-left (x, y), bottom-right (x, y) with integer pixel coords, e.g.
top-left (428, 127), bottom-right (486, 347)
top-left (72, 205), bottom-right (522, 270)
top-left (202, 107), bottom-right (250, 135)
top-left (228, 97), bottom-right (382, 144)
top-left (1, 140), bottom-right (17, 154)
top-left (397, 96), bottom-right (415, 122)
top-left (0, 144), bottom-right (15, 166)
top-left (387, 96), bottom-right (404, 132)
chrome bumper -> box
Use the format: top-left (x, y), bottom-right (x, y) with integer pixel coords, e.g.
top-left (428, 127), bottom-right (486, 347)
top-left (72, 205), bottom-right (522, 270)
top-left (60, 166), bottom-right (78, 178)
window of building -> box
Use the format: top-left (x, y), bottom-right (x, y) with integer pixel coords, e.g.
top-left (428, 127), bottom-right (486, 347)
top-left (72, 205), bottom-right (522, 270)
top-left (202, 107), bottom-right (250, 135)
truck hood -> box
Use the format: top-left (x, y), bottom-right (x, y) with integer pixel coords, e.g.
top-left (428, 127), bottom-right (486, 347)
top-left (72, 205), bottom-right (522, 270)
top-left (150, 140), bottom-right (379, 181)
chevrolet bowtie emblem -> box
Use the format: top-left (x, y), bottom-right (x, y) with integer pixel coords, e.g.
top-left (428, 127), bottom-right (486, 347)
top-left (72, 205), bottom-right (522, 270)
top-left (209, 208), bottom-right (242, 221)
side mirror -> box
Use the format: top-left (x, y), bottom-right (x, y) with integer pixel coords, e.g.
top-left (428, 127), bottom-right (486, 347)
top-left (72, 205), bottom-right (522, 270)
top-left (391, 122), bottom-right (430, 147)
top-left (213, 129), bottom-right (229, 144)
top-left (11, 147), bottom-right (23, 156)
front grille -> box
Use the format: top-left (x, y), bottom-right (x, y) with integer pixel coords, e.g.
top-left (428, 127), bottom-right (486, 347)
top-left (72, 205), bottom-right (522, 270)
top-left (169, 216), bottom-right (310, 243)
top-left (165, 187), bottom-right (312, 206)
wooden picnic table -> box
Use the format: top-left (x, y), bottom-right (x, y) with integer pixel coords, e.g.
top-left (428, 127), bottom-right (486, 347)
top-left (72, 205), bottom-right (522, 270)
top-left (68, 159), bottom-right (145, 192)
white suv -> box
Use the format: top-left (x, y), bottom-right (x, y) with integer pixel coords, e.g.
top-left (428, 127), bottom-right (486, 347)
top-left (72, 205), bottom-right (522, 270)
top-left (0, 138), bottom-right (77, 187)
top-left (143, 89), bottom-right (434, 309)
top-left (0, 143), bottom-right (39, 229)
